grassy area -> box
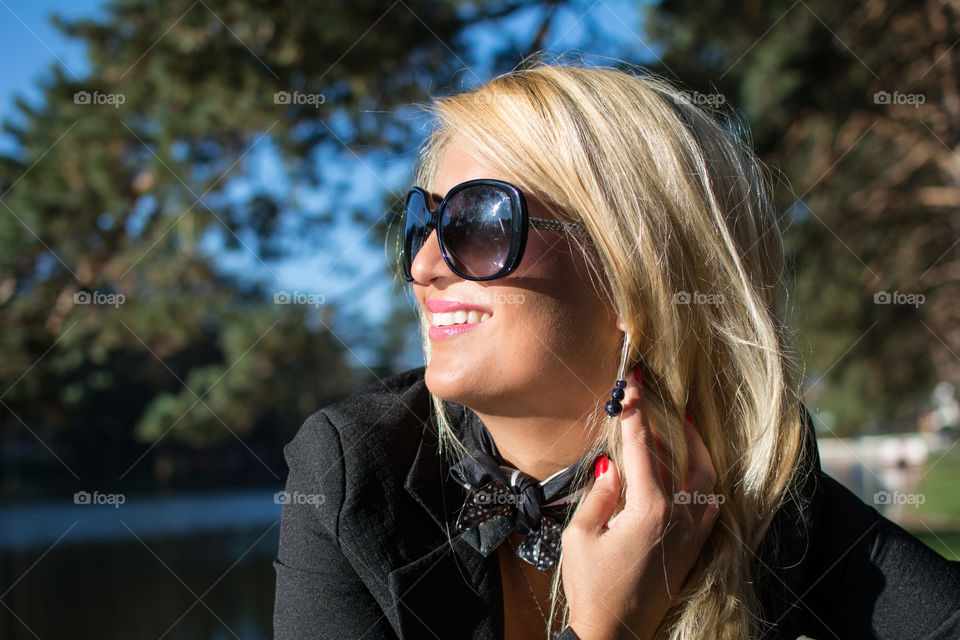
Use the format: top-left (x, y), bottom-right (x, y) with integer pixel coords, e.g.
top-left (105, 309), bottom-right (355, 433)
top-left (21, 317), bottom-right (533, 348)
top-left (914, 443), bottom-right (960, 522)
top-left (911, 530), bottom-right (960, 561)
top-left (905, 443), bottom-right (960, 561)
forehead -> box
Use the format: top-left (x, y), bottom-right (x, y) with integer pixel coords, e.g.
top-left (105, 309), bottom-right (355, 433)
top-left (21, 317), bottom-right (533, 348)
top-left (431, 138), bottom-right (512, 198)
top-left (429, 138), bottom-right (575, 227)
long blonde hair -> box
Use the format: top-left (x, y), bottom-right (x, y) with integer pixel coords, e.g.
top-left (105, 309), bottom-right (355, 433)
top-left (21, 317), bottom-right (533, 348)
top-left (402, 62), bottom-right (808, 640)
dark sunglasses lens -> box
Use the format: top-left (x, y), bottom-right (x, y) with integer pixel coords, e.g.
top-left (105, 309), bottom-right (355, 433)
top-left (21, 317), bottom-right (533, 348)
top-left (442, 185), bottom-right (516, 279)
top-left (403, 190), bottom-right (430, 277)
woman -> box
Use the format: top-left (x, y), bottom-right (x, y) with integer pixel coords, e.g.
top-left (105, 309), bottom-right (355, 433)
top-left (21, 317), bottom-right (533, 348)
top-left (273, 64), bottom-right (960, 640)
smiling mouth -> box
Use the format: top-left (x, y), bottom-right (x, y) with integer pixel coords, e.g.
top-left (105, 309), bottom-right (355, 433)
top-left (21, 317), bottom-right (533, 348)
top-left (431, 310), bottom-right (492, 327)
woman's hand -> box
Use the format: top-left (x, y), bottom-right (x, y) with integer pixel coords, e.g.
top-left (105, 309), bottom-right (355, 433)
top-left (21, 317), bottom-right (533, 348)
top-left (561, 365), bottom-right (720, 640)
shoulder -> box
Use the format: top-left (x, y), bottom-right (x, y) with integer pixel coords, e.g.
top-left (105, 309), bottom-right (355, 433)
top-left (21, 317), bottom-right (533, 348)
top-left (284, 366), bottom-right (431, 477)
top-left (759, 403), bottom-right (960, 638)
top-left (800, 472), bottom-right (960, 638)
top-left (324, 365), bottom-right (431, 426)
top-left (279, 366), bottom-right (438, 547)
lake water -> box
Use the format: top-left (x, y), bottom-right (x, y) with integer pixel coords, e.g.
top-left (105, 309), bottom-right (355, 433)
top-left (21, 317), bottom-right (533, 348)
top-left (0, 489), bottom-right (282, 639)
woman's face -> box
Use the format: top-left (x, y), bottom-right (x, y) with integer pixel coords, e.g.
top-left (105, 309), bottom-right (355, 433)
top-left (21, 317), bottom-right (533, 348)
top-left (410, 137), bottom-right (625, 423)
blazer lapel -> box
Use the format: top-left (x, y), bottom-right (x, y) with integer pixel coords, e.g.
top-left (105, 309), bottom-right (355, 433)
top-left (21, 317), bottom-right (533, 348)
top-left (388, 408), bottom-right (503, 640)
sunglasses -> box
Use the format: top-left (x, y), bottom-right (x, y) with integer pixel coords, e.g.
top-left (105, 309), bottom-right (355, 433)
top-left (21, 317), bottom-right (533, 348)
top-left (400, 178), bottom-right (589, 282)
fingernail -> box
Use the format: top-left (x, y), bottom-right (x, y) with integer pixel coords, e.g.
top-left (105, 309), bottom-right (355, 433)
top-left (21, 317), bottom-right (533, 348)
top-left (632, 363), bottom-right (644, 385)
top-left (685, 410), bottom-right (694, 425)
top-left (594, 455), bottom-right (609, 477)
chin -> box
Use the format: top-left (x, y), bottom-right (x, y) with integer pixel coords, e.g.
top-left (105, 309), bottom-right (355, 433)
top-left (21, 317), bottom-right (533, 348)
top-left (424, 361), bottom-right (505, 412)
top-left (423, 361), bottom-right (471, 404)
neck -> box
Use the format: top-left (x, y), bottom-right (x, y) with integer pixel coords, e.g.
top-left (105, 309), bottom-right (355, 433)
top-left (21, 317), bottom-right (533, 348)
top-left (472, 409), bottom-right (598, 481)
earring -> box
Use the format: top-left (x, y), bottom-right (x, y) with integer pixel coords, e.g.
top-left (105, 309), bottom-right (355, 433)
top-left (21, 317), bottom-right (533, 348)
top-left (605, 332), bottom-right (632, 417)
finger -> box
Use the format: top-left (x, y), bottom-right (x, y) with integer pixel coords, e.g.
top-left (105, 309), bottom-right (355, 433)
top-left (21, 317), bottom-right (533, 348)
top-left (651, 419), bottom-right (680, 498)
top-left (619, 365), bottom-right (665, 508)
top-left (568, 455), bottom-right (621, 536)
top-left (683, 417), bottom-right (717, 495)
top-left (696, 494), bottom-right (722, 547)
top-left (680, 419), bottom-right (721, 543)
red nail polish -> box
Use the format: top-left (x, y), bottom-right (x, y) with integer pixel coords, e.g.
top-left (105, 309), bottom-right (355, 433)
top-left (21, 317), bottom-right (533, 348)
top-left (632, 364), bottom-right (644, 385)
top-left (685, 410), bottom-right (694, 425)
top-left (594, 455), bottom-right (609, 477)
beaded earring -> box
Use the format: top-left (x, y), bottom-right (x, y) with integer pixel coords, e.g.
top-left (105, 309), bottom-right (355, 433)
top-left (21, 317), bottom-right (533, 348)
top-left (604, 332), bottom-right (632, 417)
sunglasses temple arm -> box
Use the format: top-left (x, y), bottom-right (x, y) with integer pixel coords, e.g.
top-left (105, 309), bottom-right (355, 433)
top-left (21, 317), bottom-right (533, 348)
top-left (529, 217), bottom-right (591, 238)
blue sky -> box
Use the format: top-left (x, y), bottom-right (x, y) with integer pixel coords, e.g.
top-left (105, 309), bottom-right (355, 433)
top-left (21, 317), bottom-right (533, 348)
top-left (0, 0), bottom-right (652, 370)
top-left (0, 0), bottom-right (98, 150)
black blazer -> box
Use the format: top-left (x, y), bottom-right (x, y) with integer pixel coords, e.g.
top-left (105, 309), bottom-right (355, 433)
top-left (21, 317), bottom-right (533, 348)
top-left (272, 367), bottom-right (960, 639)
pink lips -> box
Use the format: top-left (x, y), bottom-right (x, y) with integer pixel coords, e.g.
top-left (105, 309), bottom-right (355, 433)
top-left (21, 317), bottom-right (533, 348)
top-left (426, 298), bottom-right (493, 341)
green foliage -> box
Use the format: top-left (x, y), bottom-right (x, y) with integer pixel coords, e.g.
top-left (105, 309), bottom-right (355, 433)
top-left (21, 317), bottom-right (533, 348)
top-left (0, 0), bottom-right (491, 470)
top-left (647, 0), bottom-right (960, 433)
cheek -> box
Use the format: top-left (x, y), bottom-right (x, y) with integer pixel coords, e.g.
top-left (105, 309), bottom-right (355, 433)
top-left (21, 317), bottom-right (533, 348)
top-left (510, 238), bottom-right (612, 355)
top-left (524, 235), bottom-right (602, 308)
top-left (514, 233), bottom-right (570, 278)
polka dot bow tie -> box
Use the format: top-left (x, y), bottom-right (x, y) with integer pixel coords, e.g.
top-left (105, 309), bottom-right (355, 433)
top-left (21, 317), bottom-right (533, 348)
top-left (448, 411), bottom-right (603, 572)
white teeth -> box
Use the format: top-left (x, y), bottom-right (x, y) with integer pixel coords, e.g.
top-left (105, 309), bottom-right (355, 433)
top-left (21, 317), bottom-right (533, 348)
top-left (432, 310), bottom-right (492, 327)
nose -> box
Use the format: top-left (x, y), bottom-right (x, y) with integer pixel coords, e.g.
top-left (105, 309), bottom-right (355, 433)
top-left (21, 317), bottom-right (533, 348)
top-left (409, 228), bottom-right (457, 284)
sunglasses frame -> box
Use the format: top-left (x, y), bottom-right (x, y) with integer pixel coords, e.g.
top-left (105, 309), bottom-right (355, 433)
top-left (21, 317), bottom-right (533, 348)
top-left (400, 178), bottom-right (589, 282)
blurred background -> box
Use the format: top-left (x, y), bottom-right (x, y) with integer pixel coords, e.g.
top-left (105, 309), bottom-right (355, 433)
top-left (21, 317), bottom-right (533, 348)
top-left (0, 0), bottom-right (958, 638)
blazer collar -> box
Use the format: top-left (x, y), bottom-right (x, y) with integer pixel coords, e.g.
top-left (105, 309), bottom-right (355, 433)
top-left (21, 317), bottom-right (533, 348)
top-left (404, 401), bottom-right (517, 556)
top-left (403, 398), bottom-right (463, 533)
top-left (388, 398), bottom-right (504, 639)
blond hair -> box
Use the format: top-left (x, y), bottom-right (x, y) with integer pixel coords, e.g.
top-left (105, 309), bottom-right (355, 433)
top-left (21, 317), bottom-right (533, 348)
top-left (402, 61), bottom-right (808, 640)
